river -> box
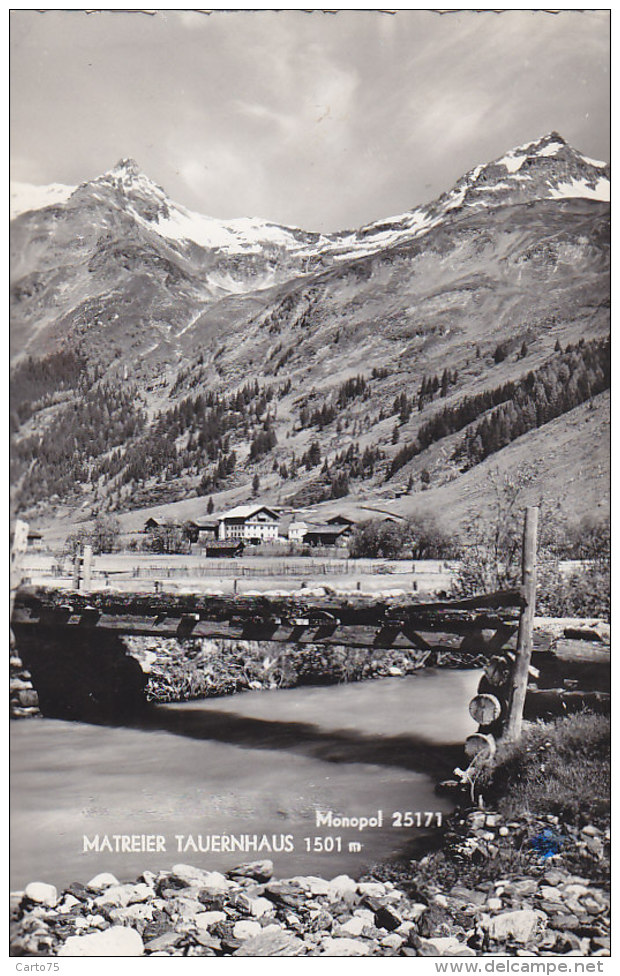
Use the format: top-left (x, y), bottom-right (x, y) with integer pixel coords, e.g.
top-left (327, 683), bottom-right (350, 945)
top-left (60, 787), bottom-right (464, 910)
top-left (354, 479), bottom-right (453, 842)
top-left (10, 670), bottom-right (480, 891)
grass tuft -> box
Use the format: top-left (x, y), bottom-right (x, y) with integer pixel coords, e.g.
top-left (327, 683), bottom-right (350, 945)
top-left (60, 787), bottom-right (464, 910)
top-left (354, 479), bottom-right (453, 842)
top-left (478, 712), bottom-right (610, 827)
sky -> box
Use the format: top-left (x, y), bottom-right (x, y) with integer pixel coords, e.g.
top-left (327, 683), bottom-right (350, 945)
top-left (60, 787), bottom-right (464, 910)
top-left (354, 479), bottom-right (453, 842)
top-left (9, 8), bottom-right (610, 233)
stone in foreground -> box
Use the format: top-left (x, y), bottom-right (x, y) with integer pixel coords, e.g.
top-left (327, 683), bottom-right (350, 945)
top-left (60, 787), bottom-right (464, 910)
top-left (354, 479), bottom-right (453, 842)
top-left (57, 926), bottom-right (144, 956)
top-left (24, 882), bottom-right (58, 907)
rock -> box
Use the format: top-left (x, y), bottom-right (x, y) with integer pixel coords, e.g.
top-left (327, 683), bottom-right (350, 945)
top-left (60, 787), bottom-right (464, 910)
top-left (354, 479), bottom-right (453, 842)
top-left (264, 880), bottom-right (306, 908)
top-left (485, 814), bottom-right (502, 827)
top-left (86, 913), bottom-right (107, 928)
top-left (320, 937), bottom-right (371, 956)
top-left (552, 913), bottom-right (581, 931)
top-left (233, 930), bottom-right (306, 956)
top-left (58, 894), bottom-right (81, 913)
top-left (64, 882), bottom-right (91, 901)
top-left (87, 872), bottom-right (119, 891)
top-left (171, 865), bottom-right (230, 892)
top-left (563, 883), bottom-right (590, 899)
top-left (144, 930), bottom-right (185, 952)
top-left (539, 885), bottom-right (563, 903)
top-left (328, 875), bottom-right (358, 900)
top-left (246, 896), bottom-right (274, 918)
top-left (228, 859), bottom-right (273, 882)
top-left (450, 886), bottom-right (486, 906)
top-left (339, 916), bottom-right (366, 937)
top-left (580, 896), bottom-right (606, 915)
top-left (543, 869), bottom-right (565, 886)
top-left (487, 910), bottom-right (545, 944)
top-left (357, 881), bottom-right (387, 898)
top-left (417, 936), bottom-right (472, 956)
top-left (94, 883), bottom-right (152, 908)
top-left (164, 896), bottom-right (205, 919)
top-left (487, 898), bottom-right (503, 911)
top-left (469, 812), bottom-right (486, 830)
top-left (585, 836), bottom-right (604, 856)
top-left (24, 882), bottom-right (58, 907)
top-left (10, 892), bottom-right (24, 919)
top-left (58, 926), bottom-right (144, 956)
top-left (192, 932), bottom-right (222, 951)
top-left (300, 876), bottom-right (332, 896)
top-left (382, 933), bottom-right (404, 949)
top-left (511, 879), bottom-right (538, 897)
top-left (194, 910), bottom-right (227, 929)
top-left (581, 824), bottom-right (601, 837)
top-left (109, 903), bottom-right (154, 926)
top-left (233, 920), bottom-right (263, 941)
top-left (144, 932), bottom-right (185, 955)
top-left (374, 905), bottom-right (402, 931)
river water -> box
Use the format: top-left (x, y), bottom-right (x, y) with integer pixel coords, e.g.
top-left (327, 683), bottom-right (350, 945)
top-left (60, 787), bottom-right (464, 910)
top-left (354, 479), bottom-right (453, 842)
top-left (10, 670), bottom-right (480, 891)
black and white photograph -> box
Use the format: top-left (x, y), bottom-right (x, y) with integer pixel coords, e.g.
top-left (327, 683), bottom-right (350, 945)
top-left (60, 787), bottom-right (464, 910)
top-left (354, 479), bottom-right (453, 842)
top-left (9, 7), bottom-right (611, 963)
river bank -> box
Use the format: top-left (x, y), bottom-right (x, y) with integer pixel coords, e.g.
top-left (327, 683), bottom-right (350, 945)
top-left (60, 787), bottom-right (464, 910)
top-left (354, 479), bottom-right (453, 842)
top-left (11, 710), bottom-right (609, 956)
top-left (126, 634), bottom-right (487, 703)
top-left (10, 803), bottom-right (610, 957)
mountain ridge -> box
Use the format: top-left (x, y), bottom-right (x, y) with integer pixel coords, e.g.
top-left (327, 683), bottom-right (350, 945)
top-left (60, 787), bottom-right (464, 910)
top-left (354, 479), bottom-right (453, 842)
top-left (10, 133), bottom-right (610, 532)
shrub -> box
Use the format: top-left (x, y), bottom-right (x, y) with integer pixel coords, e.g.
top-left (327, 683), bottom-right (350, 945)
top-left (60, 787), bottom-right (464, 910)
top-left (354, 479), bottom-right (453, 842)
top-left (349, 519), bottom-right (409, 558)
top-left (477, 713), bottom-right (610, 827)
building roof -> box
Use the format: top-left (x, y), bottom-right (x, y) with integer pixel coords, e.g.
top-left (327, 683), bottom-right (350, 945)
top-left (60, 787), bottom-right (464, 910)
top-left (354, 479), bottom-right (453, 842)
top-left (219, 504), bottom-right (279, 522)
top-left (305, 524), bottom-right (350, 536)
top-left (193, 517), bottom-right (219, 529)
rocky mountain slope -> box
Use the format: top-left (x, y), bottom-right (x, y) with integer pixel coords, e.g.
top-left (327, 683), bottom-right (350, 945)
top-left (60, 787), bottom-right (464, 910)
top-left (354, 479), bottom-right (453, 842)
top-left (10, 133), bottom-right (610, 532)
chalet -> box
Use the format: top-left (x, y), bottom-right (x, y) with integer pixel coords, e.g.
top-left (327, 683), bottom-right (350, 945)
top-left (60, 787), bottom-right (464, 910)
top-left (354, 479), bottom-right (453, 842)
top-left (326, 514), bottom-right (356, 527)
top-left (217, 505), bottom-right (280, 544)
top-left (144, 517), bottom-right (160, 531)
top-left (27, 529), bottom-right (44, 551)
top-left (303, 524), bottom-right (351, 547)
top-left (205, 540), bottom-right (245, 558)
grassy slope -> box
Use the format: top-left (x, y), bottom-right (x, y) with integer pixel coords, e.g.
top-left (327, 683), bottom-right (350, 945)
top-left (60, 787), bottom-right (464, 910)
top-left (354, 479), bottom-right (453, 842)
top-left (35, 388), bottom-right (609, 546)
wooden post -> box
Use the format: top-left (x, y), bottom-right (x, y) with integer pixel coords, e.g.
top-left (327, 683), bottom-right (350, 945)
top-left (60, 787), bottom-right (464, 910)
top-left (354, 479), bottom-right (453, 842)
top-left (82, 545), bottom-right (93, 590)
top-left (10, 519), bottom-right (29, 622)
top-left (505, 506), bottom-right (539, 740)
top-left (72, 549), bottom-right (82, 590)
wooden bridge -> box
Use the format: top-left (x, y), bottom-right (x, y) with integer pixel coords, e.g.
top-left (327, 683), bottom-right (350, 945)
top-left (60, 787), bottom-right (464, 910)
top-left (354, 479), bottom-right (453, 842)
top-left (9, 508), bottom-right (609, 750)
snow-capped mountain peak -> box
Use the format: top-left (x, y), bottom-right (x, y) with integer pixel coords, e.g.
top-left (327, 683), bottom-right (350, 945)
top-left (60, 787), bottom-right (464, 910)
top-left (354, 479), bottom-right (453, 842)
top-left (444, 132), bottom-right (610, 210)
top-left (10, 133), bottom-right (609, 265)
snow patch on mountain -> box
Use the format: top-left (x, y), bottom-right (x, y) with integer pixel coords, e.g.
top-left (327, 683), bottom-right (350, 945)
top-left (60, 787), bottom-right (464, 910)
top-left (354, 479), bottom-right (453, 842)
top-left (549, 177), bottom-right (610, 202)
top-left (579, 153), bottom-right (608, 169)
top-left (10, 181), bottom-right (76, 219)
top-left (153, 202), bottom-right (323, 254)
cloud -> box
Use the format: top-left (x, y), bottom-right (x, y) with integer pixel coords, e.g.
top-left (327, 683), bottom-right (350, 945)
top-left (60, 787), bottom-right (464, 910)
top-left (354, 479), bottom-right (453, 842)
top-left (9, 8), bottom-right (610, 232)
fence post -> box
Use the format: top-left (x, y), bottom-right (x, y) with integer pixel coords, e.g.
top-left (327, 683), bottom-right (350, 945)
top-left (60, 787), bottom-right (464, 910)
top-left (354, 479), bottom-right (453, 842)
top-left (72, 548), bottom-right (82, 590)
top-left (82, 545), bottom-right (93, 590)
top-left (10, 519), bottom-right (29, 623)
top-left (505, 506), bottom-right (539, 741)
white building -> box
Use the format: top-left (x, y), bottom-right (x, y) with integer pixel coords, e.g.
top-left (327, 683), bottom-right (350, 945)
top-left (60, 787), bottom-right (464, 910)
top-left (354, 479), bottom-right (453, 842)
top-left (288, 520), bottom-right (309, 543)
top-left (217, 505), bottom-right (280, 543)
